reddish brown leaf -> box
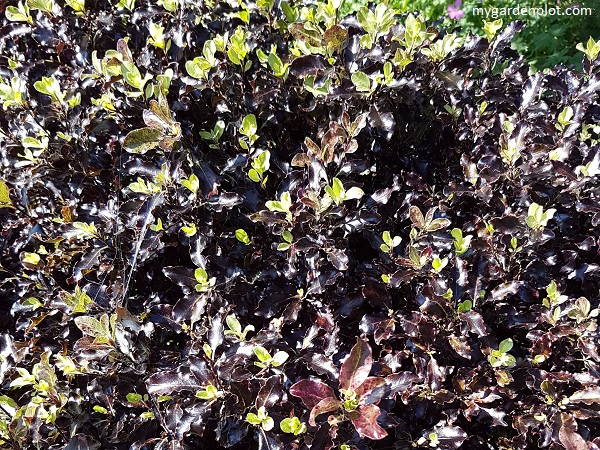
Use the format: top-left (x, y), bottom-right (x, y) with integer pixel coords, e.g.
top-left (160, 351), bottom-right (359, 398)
top-left (308, 397), bottom-right (340, 426)
top-left (559, 413), bottom-right (588, 450)
top-left (289, 379), bottom-right (336, 410)
top-left (351, 404), bottom-right (387, 440)
top-left (340, 337), bottom-right (372, 391)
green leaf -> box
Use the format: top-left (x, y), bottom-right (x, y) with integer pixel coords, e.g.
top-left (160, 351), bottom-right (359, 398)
top-left (382, 231), bottom-right (391, 246)
top-left (499, 338), bottom-right (513, 354)
top-left (186, 58), bottom-right (211, 79)
top-left (282, 230), bottom-right (293, 243)
top-left (457, 300), bottom-right (472, 313)
top-left (246, 412), bottom-right (261, 425)
top-left (257, 149), bottom-right (270, 169)
top-left (241, 114), bottom-right (257, 138)
top-left (344, 186), bottom-right (364, 201)
top-left (121, 61), bottom-right (143, 89)
top-left (280, 1), bottom-right (297, 22)
top-left (226, 315), bottom-right (242, 334)
top-left (235, 229), bottom-right (250, 245)
top-left (194, 268), bottom-right (208, 284)
top-left (356, 6), bottom-right (376, 35)
top-left (195, 390), bottom-right (211, 400)
top-left (126, 393), bottom-right (143, 403)
top-left (277, 242), bottom-right (291, 251)
top-left (271, 351), bottom-right (289, 367)
top-left (332, 177), bottom-right (344, 201)
top-left (123, 127), bottom-right (163, 154)
top-left (266, 191), bottom-right (292, 215)
top-left (22, 252), bottom-right (41, 266)
top-left (75, 316), bottom-right (106, 339)
top-left (5, 1), bottom-right (32, 23)
top-left (280, 417), bottom-right (294, 433)
top-left (180, 174), bottom-right (199, 195)
top-left (93, 405), bottom-right (109, 414)
top-left (431, 257), bottom-right (448, 273)
top-left (27, 0), bottom-right (53, 14)
top-left (65, 0), bottom-right (84, 13)
top-left (351, 71), bottom-right (371, 92)
top-left (253, 345), bottom-right (271, 363)
top-left (261, 416), bottom-right (274, 431)
top-left (483, 19), bottom-right (503, 41)
top-left (129, 177), bottom-right (161, 195)
top-left (577, 37), bottom-right (600, 62)
top-left (0, 180), bottom-right (13, 208)
top-left (181, 223), bottom-right (197, 236)
top-left (267, 52), bottom-right (286, 77)
top-left (304, 76), bottom-right (331, 97)
top-left (62, 286), bottom-right (93, 313)
top-left (34, 76), bottom-right (64, 103)
top-left (557, 106), bottom-right (574, 127)
top-left (150, 218), bottom-right (163, 232)
top-left (22, 297), bottom-right (42, 310)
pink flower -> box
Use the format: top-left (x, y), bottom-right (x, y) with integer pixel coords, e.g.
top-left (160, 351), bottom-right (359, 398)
top-left (447, 0), bottom-right (464, 20)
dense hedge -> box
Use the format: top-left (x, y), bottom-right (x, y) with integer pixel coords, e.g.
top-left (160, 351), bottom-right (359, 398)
top-left (1, 1), bottom-right (600, 449)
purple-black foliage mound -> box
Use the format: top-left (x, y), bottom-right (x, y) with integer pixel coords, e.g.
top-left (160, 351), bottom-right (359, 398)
top-left (1, 1), bottom-right (600, 449)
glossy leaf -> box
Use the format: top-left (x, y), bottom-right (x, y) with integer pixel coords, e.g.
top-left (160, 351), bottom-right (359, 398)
top-left (339, 337), bottom-right (372, 391)
top-left (350, 404), bottom-right (387, 440)
top-left (289, 380), bottom-right (336, 410)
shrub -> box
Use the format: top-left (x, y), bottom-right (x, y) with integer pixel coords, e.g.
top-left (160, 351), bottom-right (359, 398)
top-left (1, 1), bottom-right (600, 449)
top-left (342, 0), bottom-right (600, 71)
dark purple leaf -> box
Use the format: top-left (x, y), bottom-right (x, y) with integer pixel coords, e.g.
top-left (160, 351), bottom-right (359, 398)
top-left (386, 372), bottom-right (420, 397)
top-left (302, 353), bottom-right (339, 380)
top-left (289, 55), bottom-right (328, 77)
top-left (146, 367), bottom-right (206, 395)
top-left (327, 249), bottom-right (348, 270)
top-left (569, 387), bottom-right (600, 404)
top-left (163, 266), bottom-right (196, 289)
top-left (172, 294), bottom-right (207, 324)
top-left (189, 356), bottom-right (212, 386)
top-left (409, 206), bottom-right (425, 229)
top-left (490, 281), bottom-right (524, 302)
top-left (256, 429), bottom-right (284, 450)
top-left (257, 375), bottom-right (283, 409)
top-left (460, 310), bottom-right (488, 337)
top-left (207, 192), bottom-right (243, 212)
top-left (64, 434), bottom-right (101, 450)
top-left (429, 422), bottom-right (468, 449)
